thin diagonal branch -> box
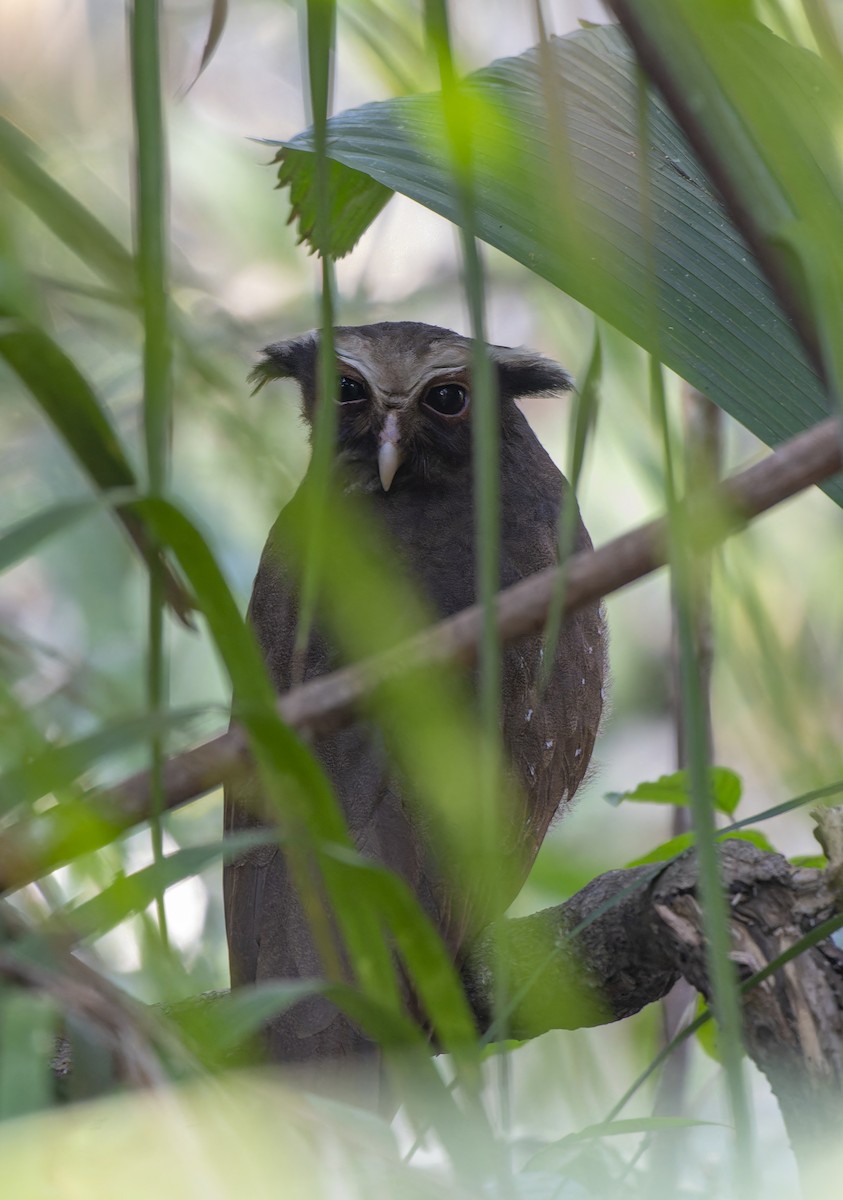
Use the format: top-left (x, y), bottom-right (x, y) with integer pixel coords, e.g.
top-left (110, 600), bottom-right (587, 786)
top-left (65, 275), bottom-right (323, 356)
top-left (0, 415), bottom-right (840, 892)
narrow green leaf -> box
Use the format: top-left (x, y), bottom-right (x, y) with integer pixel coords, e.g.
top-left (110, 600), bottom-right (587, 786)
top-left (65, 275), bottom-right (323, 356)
top-left (0, 491), bottom-right (137, 574)
top-left (324, 845), bottom-right (480, 1067)
top-left (129, 496), bottom-right (405, 1026)
top-left (0, 320), bottom-right (193, 622)
top-left (0, 706), bottom-right (207, 816)
top-left (188, 0), bottom-right (228, 89)
top-left (0, 992), bottom-right (56, 1120)
top-left (529, 1115), bottom-right (724, 1166)
top-left (129, 0), bottom-right (173, 947)
top-left (59, 832), bottom-right (275, 944)
top-left (0, 116), bottom-right (136, 294)
top-left (172, 981), bottom-right (323, 1061)
top-left (0, 321), bottom-right (137, 490)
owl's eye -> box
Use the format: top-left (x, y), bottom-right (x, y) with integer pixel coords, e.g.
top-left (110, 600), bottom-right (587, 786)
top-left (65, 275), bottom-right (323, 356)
top-left (423, 384), bottom-right (468, 418)
top-left (338, 376), bottom-right (369, 404)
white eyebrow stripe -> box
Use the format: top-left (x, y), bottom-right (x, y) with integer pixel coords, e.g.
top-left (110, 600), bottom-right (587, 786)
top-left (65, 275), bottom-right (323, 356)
top-left (336, 354), bottom-right (369, 372)
top-left (334, 357), bottom-right (471, 399)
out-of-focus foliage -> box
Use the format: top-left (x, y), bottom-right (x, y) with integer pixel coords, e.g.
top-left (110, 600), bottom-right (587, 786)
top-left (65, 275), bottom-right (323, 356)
top-left (0, 0), bottom-right (842, 1197)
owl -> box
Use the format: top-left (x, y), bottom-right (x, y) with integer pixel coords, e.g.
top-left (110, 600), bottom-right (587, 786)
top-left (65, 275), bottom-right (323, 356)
top-left (224, 321), bottom-right (606, 1064)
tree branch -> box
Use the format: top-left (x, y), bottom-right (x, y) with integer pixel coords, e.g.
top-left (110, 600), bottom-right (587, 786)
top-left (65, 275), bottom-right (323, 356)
top-left (39, 838), bottom-right (843, 1172)
top-left (0, 416), bottom-right (839, 893)
top-left (463, 840), bottom-right (843, 1163)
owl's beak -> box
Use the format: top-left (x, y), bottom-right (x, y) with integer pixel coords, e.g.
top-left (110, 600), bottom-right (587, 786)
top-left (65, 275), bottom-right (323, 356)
top-left (377, 411), bottom-right (405, 491)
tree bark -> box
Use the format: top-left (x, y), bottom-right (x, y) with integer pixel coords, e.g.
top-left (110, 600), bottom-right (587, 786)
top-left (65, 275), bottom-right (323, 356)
top-left (464, 839), bottom-right (843, 1165)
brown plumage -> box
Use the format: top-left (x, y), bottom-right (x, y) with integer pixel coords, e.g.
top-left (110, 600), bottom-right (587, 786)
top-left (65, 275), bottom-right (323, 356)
top-left (224, 321), bottom-right (606, 1063)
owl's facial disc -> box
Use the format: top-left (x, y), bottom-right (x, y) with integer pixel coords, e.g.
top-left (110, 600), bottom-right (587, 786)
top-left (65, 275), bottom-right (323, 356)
top-left (377, 410), bottom-right (404, 491)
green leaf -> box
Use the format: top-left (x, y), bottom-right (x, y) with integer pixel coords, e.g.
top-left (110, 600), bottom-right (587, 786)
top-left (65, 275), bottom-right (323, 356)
top-left (277, 149), bottom-right (392, 256)
top-left (323, 845), bottom-right (480, 1068)
top-left (529, 1115), bottom-right (724, 1165)
top-left (130, 498), bottom-right (482, 1068)
top-left (626, 831), bottom-right (695, 867)
top-left (0, 492), bottom-right (137, 574)
top-left (0, 321), bottom-right (138, 490)
top-left (0, 116), bottom-right (136, 295)
top-left (789, 854), bottom-right (827, 869)
top-left (607, 766), bottom-right (742, 816)
top-left (607, 2), bottom-right (843, 424)
top-left (0, 320), bottom-right (193, 622)
top-left (727, 828), bottom-right (776, 855)
top-left (171, 981), bottom-right (324, 1063)
top-left (59, 832), bottom-right (276, 944)
top-left (0, 706), bottom-right (210, 816)
top-left (626, 827), bottom-right (774, 868)
top-left (267, 25), bottom-right (843, 506)
top-left (694, 992), bottom-right (720, 1063)
top-left (0, 992), bottom-right (56, 1120)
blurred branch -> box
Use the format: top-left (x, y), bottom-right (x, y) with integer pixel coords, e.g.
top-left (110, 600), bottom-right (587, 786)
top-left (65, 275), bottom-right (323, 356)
top-left (0, 415), bottom-right (840, 891)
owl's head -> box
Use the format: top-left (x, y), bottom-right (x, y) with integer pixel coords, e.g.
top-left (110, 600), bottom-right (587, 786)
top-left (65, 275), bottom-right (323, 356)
top-left (250, 321), bottom-right (571, 491)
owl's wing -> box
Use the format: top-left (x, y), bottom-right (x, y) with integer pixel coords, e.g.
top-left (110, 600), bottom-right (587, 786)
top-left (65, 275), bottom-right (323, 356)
top-left (224, 724), bottom-right (449, 1060)
top-left (224, 520), bottom-right (445, 1060)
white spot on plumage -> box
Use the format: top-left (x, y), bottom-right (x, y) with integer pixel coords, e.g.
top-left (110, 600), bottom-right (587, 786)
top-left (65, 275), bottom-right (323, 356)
top-left (525, 708), bottom-right (533, 723)
top-left (574, 747), bottom-right (583, 758)
top-left (544, 739), bottom-right (554, 750)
